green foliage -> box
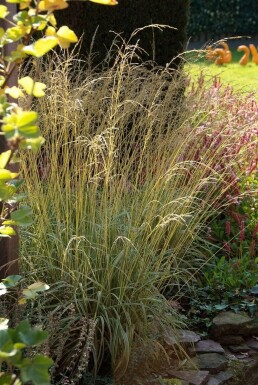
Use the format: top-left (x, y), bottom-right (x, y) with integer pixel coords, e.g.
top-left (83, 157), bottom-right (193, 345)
top-left (185, 284), bottom-right (258, 332)
top-left (188, 0), bottom-right (258, 39)
top-left (0, 276), bottom-right (52, 385)
top-left (56, 0), bottom-right (190, 67)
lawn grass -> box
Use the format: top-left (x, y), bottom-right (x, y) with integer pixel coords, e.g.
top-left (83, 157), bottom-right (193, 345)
top-left (185, 48), bottom-right (258, 94)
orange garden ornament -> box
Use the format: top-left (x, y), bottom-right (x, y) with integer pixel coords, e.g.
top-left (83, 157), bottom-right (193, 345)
top-left (218, 42), bottom-right (232, 63)
top-left (249, 44), bottom-right (258, 65)
top-left (237, 45), bottom-right (250, 65)
top-left (214, 48), bottom-right (225, 65)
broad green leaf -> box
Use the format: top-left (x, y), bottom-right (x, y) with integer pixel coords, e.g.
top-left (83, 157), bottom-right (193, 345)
top-left (5, 44), bottom-right (27, 63)
top-left (16, 111), bottom-right (38, 127)
top-left (0, 348), bottom-right (18, 358)
top-left (11, 320), bottom-right (48, 346)
top-left (1, 275), bottom-right (22, 288)
top-left (0, 6), bottom-right (9, 19)
top-left (22, 288), bottom-right (37, 299)
top-left (0, 373), bottom-right (19, 385)
top-left (31, 16), bottom-right (47, 31)
top-left (6, 192), bottom-right (27, 204)
top-left (0, 151), bottom-right (11, 169)
top-left (27, 282), bottom-right (50, 292)
top-left (13, 10), bottom-right (29, 24)
top-left (0, 331), bottom-right (18, 357)
top-left (4, 26), bottom-right (28, 44)
top-left (21, 355), bottom-right (53, 385)
top-left (18, 328), bottom-right (48, 346)
top-left (21, 136), bottom-right (45, 152)
top-left (0, 319), bottom-right (8, 330)
top-left (0, 226), bottom-right (16, 237)
top-left (11, 206), bottom-right (33, 226)
top-left (23, 36), bottom-right (58, 57)
top-left (0, 183), bottom-right (16, 201)
top-left (0, 330), bottom-right (10, 349)
top-left (0, 169), bottom-right (18, 181)
top-left (2, 110), bottom-right (39, 139)
top-left (18, 77), bottom-right (46, 97)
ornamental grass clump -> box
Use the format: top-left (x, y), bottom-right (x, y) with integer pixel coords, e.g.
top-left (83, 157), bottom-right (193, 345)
top-left (20, 46), bottom-right (257, 379)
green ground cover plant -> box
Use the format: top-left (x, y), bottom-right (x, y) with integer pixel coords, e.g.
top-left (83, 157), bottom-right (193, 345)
top-left (19, 42), bottom-right (257, 382)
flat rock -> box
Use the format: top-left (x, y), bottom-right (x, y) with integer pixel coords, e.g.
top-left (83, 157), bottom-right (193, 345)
top-left (197, 353), bottom-right (228, 374)
top-left (211, 312), bottom-right (252, 337)
top-left (195, 340), bottom-right (224, 354)
top-left (166, 370), bottom-right (210, 385)
top-left (207, 370), bottom-right (233, 385)
top-left (217, 335), bottom-right (245, 345)
top-left (241, 319), bottom-right (258, 336)
top-left (246, 338), bottom-right (258, 351)
top-left (164, 329), bottom-right (201, 346)
top-left (228, 344), bottom-right (250, 353)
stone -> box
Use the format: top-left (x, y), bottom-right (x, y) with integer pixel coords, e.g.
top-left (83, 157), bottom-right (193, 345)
top-left (248, 349), bottom-right (258, 357)
top-left (246, 338), bottom-right (258, 351)
top-left (166, 370), bottom-right (210, 385)
top-left (207, 370), bottom-right (233, 385)
top-left (197, 353), bottom-right (228, 374)
top-left (217, 335), bottom-right (245, 345)
top-left (228, 344), bottom-right (250, 353)
top-left (241, 319), bottom-right (258, 336)
top-left (195, 340), bottom-right (224, 354)
top-left (243, 360), bottom-right (258, 385)
top-left (164, 329), bottom-right (201, 346)
top-left (211, 312), bottom-right (252, 337)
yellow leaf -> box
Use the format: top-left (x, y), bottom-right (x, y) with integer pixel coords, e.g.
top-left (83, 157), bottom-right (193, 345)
top-left (5, 86), bottom-right (24, 99)
top-left (48, 13), bottom-right (57, 27)
top-left (38, 0), bottom-right (68, 11)
top-left (45, 26), bottom-right (56, 37)
top-left (18, 76), bottom-right (46, 97)
top-left (56, 26), bottom-right (78, 48)
top-left (0, 169), bottom-right (18, 181)
top-left (0, 226), bottom-right (16, 236)
top-left (0, 5), bottom-right (9, 18)
top-left (18, 297), bottom-right (27, 305)
top-left (89, 0), bottom-right (118, 5)
top-left (57, 26), bottom-right (78, 43)
top-left (22, 36), bottom-right (58, 57)
top-left (0, 151), bottom-right (11, 169)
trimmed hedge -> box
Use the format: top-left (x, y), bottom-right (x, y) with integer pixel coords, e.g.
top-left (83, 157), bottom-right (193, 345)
top-left (56, 0), bottom-right (190, 67)
top-left (188, 0), bottom-right (258, 40)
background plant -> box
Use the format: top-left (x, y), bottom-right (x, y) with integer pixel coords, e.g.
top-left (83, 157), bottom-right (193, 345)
top-left (188, 0), bottom-right (258, 40)
top-left (0, 275), bottom-right (52, 385)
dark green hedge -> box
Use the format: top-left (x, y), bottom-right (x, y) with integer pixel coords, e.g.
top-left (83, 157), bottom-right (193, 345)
top-left (188, 0), bottom-right (258, 40)
top-left (57, 0), bottom-right (190, 67)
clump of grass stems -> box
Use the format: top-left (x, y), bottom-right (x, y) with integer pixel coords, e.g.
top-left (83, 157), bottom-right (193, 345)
top-left (20, 43), bottom-right (257, 380)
